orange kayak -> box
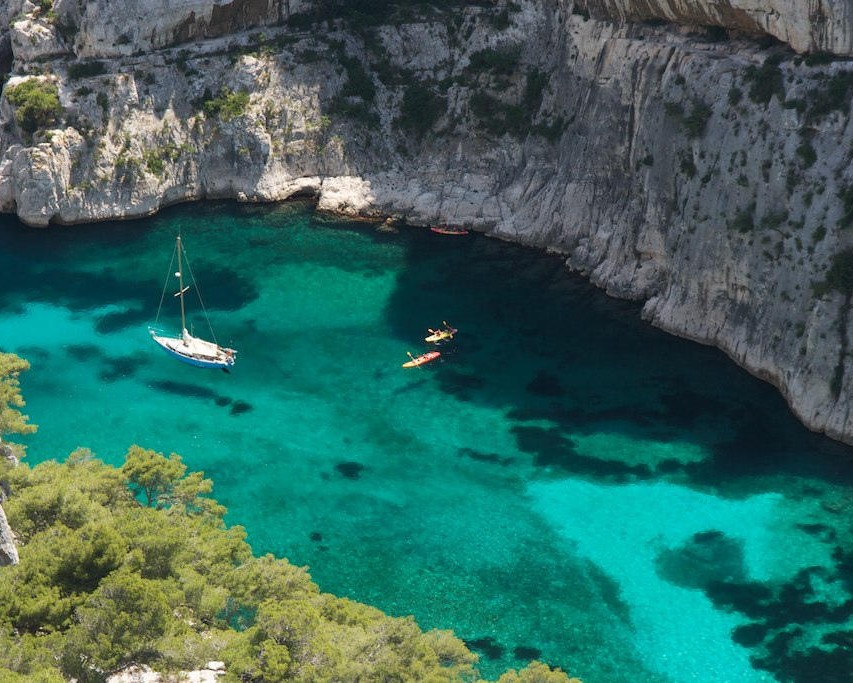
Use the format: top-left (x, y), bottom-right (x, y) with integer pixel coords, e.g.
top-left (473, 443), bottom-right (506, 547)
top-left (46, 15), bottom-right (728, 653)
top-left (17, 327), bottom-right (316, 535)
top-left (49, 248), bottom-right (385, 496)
top-left (403, 351), bottom-right (441, 368)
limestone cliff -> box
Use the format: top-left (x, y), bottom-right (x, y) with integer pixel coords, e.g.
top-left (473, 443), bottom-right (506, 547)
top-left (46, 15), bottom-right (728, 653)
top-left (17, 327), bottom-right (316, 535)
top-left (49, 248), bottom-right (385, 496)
top-left (3, 0), bottom-right (853, 445)
top-left (578, 0), bottom-right (853, 56)
top-left (0, 504), bottom-right (18, 566)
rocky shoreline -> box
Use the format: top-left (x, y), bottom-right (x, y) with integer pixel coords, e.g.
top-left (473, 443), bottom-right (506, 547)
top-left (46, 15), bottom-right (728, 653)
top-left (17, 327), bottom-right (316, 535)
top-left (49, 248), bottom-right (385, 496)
top-left (3, 0), bottom-right (853, 445)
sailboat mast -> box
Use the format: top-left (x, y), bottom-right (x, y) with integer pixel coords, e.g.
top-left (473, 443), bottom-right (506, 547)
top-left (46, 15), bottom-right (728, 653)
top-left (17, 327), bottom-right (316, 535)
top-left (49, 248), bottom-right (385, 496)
top-left (176, 235), bottom-right (187, 332)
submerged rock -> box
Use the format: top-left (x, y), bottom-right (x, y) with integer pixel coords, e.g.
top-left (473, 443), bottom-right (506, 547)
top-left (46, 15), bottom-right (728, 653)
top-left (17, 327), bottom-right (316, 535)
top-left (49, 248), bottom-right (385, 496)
top-left (655, 530), bottom-right (747, 589)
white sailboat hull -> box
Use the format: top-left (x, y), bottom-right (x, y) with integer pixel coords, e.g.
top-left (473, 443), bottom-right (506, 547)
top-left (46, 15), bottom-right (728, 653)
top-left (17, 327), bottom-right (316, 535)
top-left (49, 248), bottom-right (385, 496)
top-left (150, 328), bottom-right (236, 369)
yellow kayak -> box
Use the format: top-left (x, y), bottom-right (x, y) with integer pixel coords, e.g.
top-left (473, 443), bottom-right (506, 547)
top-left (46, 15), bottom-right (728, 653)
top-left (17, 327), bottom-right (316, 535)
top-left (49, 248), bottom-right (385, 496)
top-left (425, 324), bottom-right (457, 343)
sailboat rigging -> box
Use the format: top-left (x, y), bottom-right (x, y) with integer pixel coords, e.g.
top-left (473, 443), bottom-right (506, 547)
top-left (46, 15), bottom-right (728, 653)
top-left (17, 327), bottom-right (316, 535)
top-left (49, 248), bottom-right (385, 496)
top-left (149, 235), bottom-right (237, 369)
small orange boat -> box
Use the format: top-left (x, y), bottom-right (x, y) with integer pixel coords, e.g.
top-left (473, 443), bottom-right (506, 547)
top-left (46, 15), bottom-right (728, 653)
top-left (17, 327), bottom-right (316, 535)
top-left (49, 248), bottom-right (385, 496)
top-left (430, 225), bottom-right (469, 236)
top-left (402, 351), bottom-right (441, 368)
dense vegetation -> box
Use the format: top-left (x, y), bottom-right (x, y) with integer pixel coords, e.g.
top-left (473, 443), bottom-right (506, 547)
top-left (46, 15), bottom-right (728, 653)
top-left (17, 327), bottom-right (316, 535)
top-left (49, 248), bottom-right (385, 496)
top-left (0, 354), bottom-right (577, 682)
top-left (4, 78), bottom-right (63, 136)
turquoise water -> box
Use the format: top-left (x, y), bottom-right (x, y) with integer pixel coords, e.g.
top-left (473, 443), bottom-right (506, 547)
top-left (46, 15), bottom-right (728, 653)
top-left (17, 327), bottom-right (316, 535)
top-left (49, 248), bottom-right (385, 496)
top-left (1, 202), bottom-right (852, 682)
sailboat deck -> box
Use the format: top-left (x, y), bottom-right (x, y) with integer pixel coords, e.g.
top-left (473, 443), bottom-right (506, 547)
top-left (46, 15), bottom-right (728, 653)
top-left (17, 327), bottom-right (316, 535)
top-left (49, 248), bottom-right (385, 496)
top-left (151, 329), bottom-right (236, 368)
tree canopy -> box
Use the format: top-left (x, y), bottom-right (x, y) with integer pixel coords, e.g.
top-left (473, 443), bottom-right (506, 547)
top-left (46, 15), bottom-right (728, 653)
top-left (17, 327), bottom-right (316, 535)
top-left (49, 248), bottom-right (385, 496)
top-left (0, 353), bottom-right (578, 682)
top-left (0, 352), bottom-right (37, 461)
top-left (0, 450), bottom-right (577, 682)
top-left (4, 78), bottom-right (63, 136)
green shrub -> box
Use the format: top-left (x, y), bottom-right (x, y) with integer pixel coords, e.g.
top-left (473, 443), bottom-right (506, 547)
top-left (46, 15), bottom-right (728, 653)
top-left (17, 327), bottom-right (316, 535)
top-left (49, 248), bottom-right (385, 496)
top-left (760, 210), bottom-right (789, 230)
top-left (203, 88), bottom-right (250, 121)
top-left (663, 101), bottom-right (684, 117)
top-left (838, 184), bottom-right (853, 227)
top-left (744, 57), bottom-right (785, 106)
top-left (704, 25), bottom-right (728, 42)
top-left (95, 91), bottom-right (108, 116)
top-left (727, 86), bottom-right (743, 106)
top-left (467, 46), bottom-right (521, 75)
top-left (67, 61), bottom-right (107, 80)
top-left (471, 91), bottom-right (526, 138)
top-left (338, 52), bottom-right (375, 103)
top-left (398, 82), bottom-right (445, 138)
top-left (531, 115), bottom-right (567, 142)
top-left (5, 79), bottom-right (62, 135)
top-left (804, 72), bottom-right (853, 123)
top-left (804, 52), bottom-right (834, 67)
top-left (796, 139), bottom-right (817, 167)
top-left (143, 150), bottom-right (165, 177)
top-left (821, 248), bottom-right (853, 295)
top-left (679, 154), bottom-right (697, 178)
top-left (682, 100), bottom-right (712, 138)
top-left (524, 68), bottom-right (548, 113)
top-left (730, 203), bottom-right (756, 233)
top-left (326, 94), bottom-right (378, 126)
top-left (56, 17), bottom-right (77, 43)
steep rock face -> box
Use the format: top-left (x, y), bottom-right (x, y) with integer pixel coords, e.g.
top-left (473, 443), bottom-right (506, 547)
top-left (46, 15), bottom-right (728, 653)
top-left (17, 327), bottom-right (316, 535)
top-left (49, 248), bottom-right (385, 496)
top-left (0, 504), bottom-right (18, 566)
top-left (2, 0), bottom-right (853, 445)
top-left (579, 0), bottom-right (853, 56)
top-left (53, 0), bottom-right (312, 58)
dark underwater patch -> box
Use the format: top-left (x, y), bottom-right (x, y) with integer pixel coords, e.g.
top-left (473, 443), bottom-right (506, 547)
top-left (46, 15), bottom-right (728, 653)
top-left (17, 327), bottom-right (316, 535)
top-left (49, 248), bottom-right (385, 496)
top-left (506, 404), bottom-right (659, 430)
top-left (95, 307), bottom-right (148, 334)
top-left (822, 630), bottom-right (853, 648)
top-left (66, 344), bottom-right (102, 361)
top-left (14, 345), bottom-right (50, 362)
top-left (43, 267), bottom-right (159, 313)
top-left (149, 379), bottom-right (220, 400)
top-left (513, 645), bottom-right (541, 660)
top-left (750, 627), bottom-right (853, 683)
top-left (691, 420), bottom-right (782, 481)
top-left (526, 371), bottom-right (565, 397)
top-left (310, 531), bottom-right (323, 542)
top-left (796, 523), bottom-right (837, 543)
top-left (705, 580), bottom-right (775, 619)
top-left (731, 622), bottom-right (768, 647)
top-left (512, 425), bottom-right (652, 480)
top-left (458, 447), bottom-right (513, 466)
top-left (434, 367), bottom-right (481, 400)
top-left (99, 355), bottom-right (145, 382)
top-left (229, 400), bottom-right (252, 415)
top-left (655, 530), bottom-right (747, 590)
top-left (187, 261), bottom-right (259, 311)
top-left (466, 636), bottom-right (504, 660)
top-left (335, 461), bottom-right (364, 480)
top-left (658, 387), bottom-right (729, 427)
top-left (215, 396), bottom-right (232, 407)
top-left (442, 369), bottom-right (485, 390)
top-left (655, 458), bottom-right (683, 473)
top-left (703, 559), bottom-right (853, 682)
top-left (585, 559), bottom-right (631, 623)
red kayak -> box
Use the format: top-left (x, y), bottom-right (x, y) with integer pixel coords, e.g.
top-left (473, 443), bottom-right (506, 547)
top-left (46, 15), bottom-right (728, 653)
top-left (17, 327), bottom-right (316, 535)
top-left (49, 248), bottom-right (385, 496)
top-left (403, 351), bottom-right (441, 368)
top-left (430, 225), bottom-right (469, 235)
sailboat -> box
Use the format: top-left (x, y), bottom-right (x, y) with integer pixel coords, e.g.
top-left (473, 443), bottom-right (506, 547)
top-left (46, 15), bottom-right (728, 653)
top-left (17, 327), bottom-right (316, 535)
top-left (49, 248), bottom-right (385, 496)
top-left (149, 235), bottom-right (237, 369)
